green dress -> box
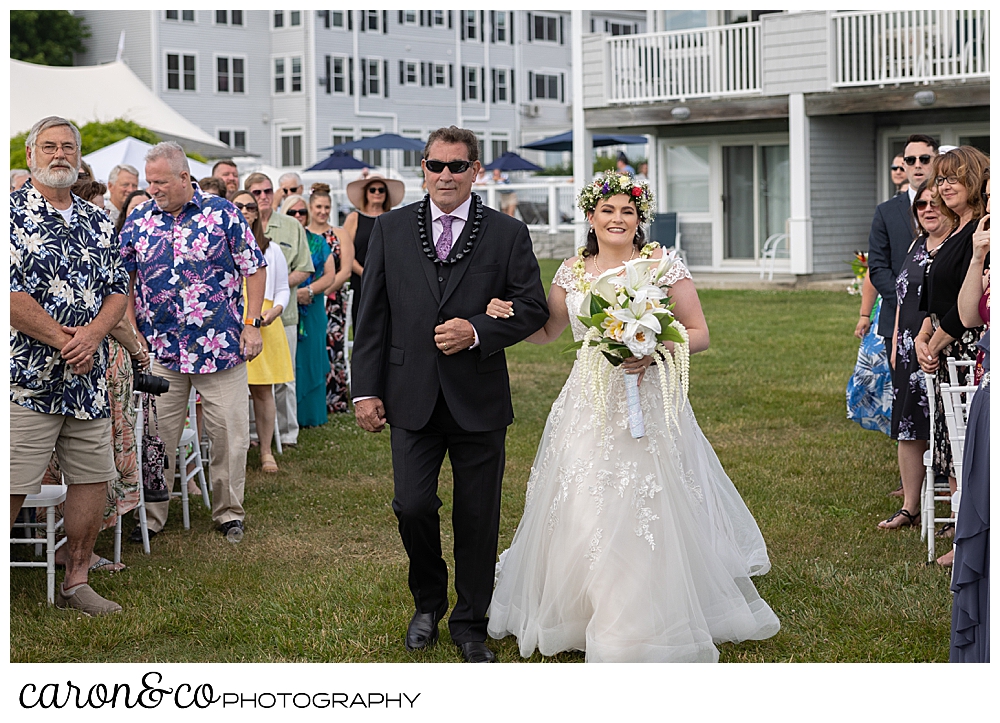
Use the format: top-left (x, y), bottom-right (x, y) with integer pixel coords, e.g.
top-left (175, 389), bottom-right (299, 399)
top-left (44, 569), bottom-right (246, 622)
top-left (296, 231), bottom-right (332, 427)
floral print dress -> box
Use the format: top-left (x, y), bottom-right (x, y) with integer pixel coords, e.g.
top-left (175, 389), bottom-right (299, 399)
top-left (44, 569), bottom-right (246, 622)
top-left (323, 230), bottom-right (349, 414)
top-left (890, 237), bottom-right (931, 441)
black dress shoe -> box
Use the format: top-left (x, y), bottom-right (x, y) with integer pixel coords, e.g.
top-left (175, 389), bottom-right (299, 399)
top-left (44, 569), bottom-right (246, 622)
top-left (128, 526), bottom-right (156, 544)
top-left (405, 611), bottom-right (441, 651)
top-left (457, 641), bottom-right (496, 663)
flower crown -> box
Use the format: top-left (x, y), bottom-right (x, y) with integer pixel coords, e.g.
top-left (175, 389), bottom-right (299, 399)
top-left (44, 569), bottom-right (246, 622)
top-left (577, 171), bottom-right (655, 224)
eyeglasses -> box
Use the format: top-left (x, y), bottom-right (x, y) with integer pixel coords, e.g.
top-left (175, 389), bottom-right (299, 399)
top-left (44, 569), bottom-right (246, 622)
top-left (903, 155), bottom-right (934, 166)
top-left (35, 142), bottom-right (79, 156)
top-left (424, 159), bottom-right (472, 174)
top-left (250, 188), bottom-right (274, 197)
top-left (234, 202), bottom-right (258, 212)
top-left (914, 199), bottom-right (940, 210)
top-left (367, 186), bottom-right (387, 194)
top-left (935, 175), bottom-right (961, 187)
top-left (287, 208), bottom-right (309, 217)
top-left (890, 165), bottom-right (905, 172)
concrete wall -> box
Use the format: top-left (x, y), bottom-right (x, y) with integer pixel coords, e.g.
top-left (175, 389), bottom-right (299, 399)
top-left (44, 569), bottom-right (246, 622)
top-left (809, 114), bottom-right (877, 274)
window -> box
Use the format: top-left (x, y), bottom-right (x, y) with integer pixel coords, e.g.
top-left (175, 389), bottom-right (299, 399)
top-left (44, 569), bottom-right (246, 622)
top-left (433, 10), bottom-right (445, 26)
top-left (216, 56), bottom-right (245, 93)
top-left (721, 143), bottom-right (790, 260)
top-left (400, 61), bottom-right (418, 86)
top-left (325, 55), bottom-right (347, 94)
top-left (274, 58), bottom-right (285, 93)
top-left (365, 58), bottom-right (381, 96)
top-left (166, 53), bottom-right (196, 91)
top-left (215, 10), bottom-right (243, 25)
top-left (331, 11), bottom-right (344, 28)
top-left (434, 64), bottom-right (447, 87)
top-left (360, 129), bottom-right (383, 167)
top-left (531, 72), bottom-right (563, 101)
top-left (403, 10), bottom-right (417, 25)
top-left (365, 10), bottom-right (380, 32)
top-left (402, 130), bottom-right (422, 168)
top-left (165, 11), bottom-right (195, 22)
top-left (606, 21), bottom-right (637, 36)
top-left (280, 130), bottom-right (302, 167)
top-left (464, 10), bottom-right (477, 40)
top-left (494, 12), bottom-right (507, 42)
top-left (273, 11), bottom-right (283, 28)
top-left (217, 129), bottom-right (247, 152)
top-left (491, 137), bottom-right (509, 161)
top-left (665, 145), bottom-right (709, 213)
top-left (494, 68), bottom-right (509, 102)
top-left (290, 11), bottom-right (301, 27)
top-left (533, 14), bottom-right (559, 42)
top-left (464, 65), bottom-right (479, 101)
top-left (330, 129), bottom-right (353, 149)
top-left (291, 57), bottom-right (302, 92)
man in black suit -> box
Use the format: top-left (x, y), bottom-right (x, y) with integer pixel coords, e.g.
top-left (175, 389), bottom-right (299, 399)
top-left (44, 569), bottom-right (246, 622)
top-left (868, 133), bottom-right (939, 339)
top-left (352, 126), bottom-right (549, 662)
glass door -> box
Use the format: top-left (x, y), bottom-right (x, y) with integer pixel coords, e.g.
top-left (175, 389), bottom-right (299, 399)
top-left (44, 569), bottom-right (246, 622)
top-left (723, 145), bottom-right (755, 259)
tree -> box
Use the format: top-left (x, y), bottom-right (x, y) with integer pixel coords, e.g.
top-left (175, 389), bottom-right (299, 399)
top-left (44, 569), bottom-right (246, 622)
top-left (10, 119), bottom-right (160, 170)
top-left (10, 11), bottom-right (91, 67)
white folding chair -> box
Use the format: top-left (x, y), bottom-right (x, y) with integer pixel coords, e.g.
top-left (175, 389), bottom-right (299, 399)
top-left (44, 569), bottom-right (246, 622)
top-left (344, 283), bottom-right (354, 396)
top-left (11, 484), bottom-right (68, 604)
top-left (946, 356), bottom-right (976, 386)
top-left (121, 391), bottom-right (152, 557)
top-left (920, 371), bottom-right (957, 563)
top-left (174, 387), bottom-right (211, 529)
top-left (760, 233), bottom-right (788, 281)
top-left (939, 380), bottom-right (977, 520)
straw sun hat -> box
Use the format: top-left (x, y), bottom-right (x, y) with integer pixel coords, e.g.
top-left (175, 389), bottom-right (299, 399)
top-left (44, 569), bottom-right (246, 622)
top-left (346, 174), bottom-right (406, 211)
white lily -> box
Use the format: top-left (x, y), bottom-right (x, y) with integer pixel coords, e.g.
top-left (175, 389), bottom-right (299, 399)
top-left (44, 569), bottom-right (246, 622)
top-left (610, 303), bottom-right (662, 358)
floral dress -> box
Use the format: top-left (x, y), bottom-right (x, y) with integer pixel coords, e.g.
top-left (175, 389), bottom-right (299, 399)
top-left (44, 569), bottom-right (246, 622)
top-left (846, 295), bottom-right (893, 435)
top-left (890, 237), bottom-right (931, 441)
top-left (323, 229), bottom-right (349, 414)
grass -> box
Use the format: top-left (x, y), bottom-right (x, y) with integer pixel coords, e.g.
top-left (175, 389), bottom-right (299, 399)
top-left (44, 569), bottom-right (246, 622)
top-left (9, 260), bottom-right (955, 663)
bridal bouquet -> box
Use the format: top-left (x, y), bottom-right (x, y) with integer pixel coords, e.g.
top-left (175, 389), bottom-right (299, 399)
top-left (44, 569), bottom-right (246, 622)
top-left (566, 254), bottom-right (690, 442)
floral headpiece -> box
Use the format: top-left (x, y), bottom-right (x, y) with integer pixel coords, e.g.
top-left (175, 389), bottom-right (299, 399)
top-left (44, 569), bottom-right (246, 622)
top-left (577, 171), bottom-right (655, 224)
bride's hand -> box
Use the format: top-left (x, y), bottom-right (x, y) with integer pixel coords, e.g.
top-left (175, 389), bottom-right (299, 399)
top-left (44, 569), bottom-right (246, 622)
top-left (486, 298), bottom-right (514, 319)
top-left (621, 354), bottom-right (653, 385)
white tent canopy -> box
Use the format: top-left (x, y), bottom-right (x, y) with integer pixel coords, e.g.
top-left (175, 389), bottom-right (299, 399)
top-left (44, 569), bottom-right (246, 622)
top-left (10, 59), bottom-right (228, 150)
top-left (83, 136), bottom-right (214, 185)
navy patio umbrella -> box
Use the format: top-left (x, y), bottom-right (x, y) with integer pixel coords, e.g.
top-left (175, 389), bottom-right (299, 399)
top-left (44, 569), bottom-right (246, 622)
top-left (483, 151), bottom-right (543, 172)
top-left (521, 131), bottom-right (648, 153)
top-left (320, 133), bottom-right (425, 153)
top-left (303, 151), bottom-right (371, 172)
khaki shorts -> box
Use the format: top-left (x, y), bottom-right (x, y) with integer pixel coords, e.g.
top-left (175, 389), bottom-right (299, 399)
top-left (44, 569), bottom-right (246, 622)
top-left (9, 402), bottom-right (115, 495)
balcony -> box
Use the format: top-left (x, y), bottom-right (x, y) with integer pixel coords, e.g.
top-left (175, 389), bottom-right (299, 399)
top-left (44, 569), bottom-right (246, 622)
top-left (603, 23), bottom-right (762, 104)
top-left (833, 10), bottom-right (990, 87)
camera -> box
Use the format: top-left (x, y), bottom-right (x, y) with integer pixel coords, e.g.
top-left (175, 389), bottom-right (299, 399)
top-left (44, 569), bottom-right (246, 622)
top-left (133, 359), bottom-right (170, 396)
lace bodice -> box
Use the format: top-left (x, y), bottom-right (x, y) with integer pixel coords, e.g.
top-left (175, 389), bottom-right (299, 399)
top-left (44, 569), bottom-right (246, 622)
top-left (553, 256), bottom-right (692, 342)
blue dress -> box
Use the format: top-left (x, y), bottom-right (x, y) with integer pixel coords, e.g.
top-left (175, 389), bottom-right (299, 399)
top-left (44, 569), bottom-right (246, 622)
top-left (846, 295), bottom-right (893, 435)
top-left (296, 231), bottom-right (332, 427)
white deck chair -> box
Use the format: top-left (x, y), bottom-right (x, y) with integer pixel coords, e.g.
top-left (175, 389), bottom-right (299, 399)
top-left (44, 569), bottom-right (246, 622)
top-left (760, 233), bottom-right (788, 281)
top-left (920, 371), bottom-right (954, 563)
top-left (11, 484), bottom-right (68, 604)
top-left (344, 283), bottom-right (354, 396)
top-left (175, 387), bottom-right (211, 529)
top-left (121, 391), bottom-right (152, 558)
top-left (939, 380), bottom-right (977, 518)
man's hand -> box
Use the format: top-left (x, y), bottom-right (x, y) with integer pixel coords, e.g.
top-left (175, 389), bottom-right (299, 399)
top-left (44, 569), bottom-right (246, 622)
top-left (60, 325), bottom-right (103, 367)
top-left (355, 397), bottom-right (386, 433)
top-left (434, 318), bottom-right (475, 356)
top-left (70, 356), bottom-right (95, 376)
top-left (240, 326), bottom-right (263, 361)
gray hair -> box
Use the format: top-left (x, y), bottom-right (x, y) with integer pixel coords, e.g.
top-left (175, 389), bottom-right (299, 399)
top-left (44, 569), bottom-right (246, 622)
top-left (10, 169), bottom-right (30, 183)
top-left (109, 163), bottom-right (140, 185)
top-left (25, 116), bottom-right (82, 152)
top-left (278, 172), bottom-right (303, 187)
top-left (145, 141), bottom-right (190, 176)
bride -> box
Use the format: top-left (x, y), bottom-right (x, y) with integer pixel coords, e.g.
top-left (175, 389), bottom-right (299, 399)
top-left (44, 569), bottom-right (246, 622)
top-left (485, 172), bottom-right (779, 662)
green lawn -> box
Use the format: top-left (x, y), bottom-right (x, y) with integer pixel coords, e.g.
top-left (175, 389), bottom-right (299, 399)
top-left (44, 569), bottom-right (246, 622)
top-left (9, 260), bottom-right (954, 662)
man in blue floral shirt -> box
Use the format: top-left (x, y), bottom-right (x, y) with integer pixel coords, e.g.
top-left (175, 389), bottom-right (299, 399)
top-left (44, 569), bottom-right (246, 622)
top-left (120, 142), bottom-right (266, 543)
top-left (10, 116), bottom-right (129, 615)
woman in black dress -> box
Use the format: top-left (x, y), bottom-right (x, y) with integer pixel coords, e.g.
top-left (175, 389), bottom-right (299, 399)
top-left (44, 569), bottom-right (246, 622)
top-left (912, 147), bottom-right (989, 564)
top-left (879, 182), bottom-right (956, 530)
top-left (340, 174), bottom-right (405, 327)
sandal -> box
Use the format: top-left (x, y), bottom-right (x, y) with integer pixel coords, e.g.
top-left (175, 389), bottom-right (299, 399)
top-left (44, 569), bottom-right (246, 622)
top-left (260, 453), bottom-right (278, 474)
top-left (88, 556), bottom-right (125, 574)
top-left (878, 508), bottom-right (920, 530)
top-left (889, 481), bottom-right (904, 498)
top-left (935, 522), bottom-right (956, 539)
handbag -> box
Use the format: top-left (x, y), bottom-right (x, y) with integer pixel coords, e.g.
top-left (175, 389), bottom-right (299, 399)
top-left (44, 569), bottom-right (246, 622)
top-left (141, 394), bottom-right (170, 503)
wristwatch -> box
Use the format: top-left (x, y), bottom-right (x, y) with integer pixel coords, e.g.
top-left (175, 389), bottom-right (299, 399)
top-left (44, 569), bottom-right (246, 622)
top-left (244, 317), bottom-right (263, 328)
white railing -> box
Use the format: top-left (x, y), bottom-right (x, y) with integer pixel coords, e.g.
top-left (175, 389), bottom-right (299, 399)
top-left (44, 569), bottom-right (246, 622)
top-left (833, 10), bottom-right (990, 87)
top-left (605, 23), bottom-right (761, 104)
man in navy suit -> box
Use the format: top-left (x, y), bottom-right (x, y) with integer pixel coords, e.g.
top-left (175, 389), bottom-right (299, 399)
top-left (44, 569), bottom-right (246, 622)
top-left (867, 134), bottom-right (939, 339)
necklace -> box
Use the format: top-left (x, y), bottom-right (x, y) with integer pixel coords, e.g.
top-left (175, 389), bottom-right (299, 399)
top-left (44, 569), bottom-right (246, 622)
top-left (417, 193), bottom-right (483, 265)
top-left (592, 246), bottom-right (636, 275)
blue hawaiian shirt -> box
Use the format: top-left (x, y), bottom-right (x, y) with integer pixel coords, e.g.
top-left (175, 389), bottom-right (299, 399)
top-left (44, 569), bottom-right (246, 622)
top-left (10, 181), bottom-right (129, 419)
top-left (119, 185), bottom-right (265, 374)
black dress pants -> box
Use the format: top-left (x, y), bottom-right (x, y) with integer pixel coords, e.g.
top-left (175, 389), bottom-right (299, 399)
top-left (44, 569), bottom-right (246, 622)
top-left (389, 391), bottom-right (506, 644)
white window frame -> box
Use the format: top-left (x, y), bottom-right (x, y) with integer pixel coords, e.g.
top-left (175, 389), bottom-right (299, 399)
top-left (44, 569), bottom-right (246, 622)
top-left (495, 67), bottom-right (510, 103)
top-left (273, 55), bottom-right (303, 95)
top-left (365, 57), bottom-right (382, 96)
top-left (495, 12), bottom-right (507, 42)
top-left (434, 63), bottom-right (447, 87)
top-left (403, 10), bottom-right (417, 26)
top-left (365, 10), bottom-right (381, 32)
top-left (214, 53), bottom-right (247, 94)
top-left (533, 13), bottom-right (559, 43)
top-left (330, 127), bottom-right (354, 149)
top-left (401, 128), bottom-right (423, 169)
top-left (164, 50), bottom-right (198, 92)
top-left (216, 128), bottom-right (249, 152)
top-left (331, 10), bottom-right (345, 29)
top-left (273, 57), bottom-right (286, 93)
top-left (490, 132), bottom-right (511, 163)
top-left (432, 10), bottom-right (445, 27)
top-left (465, 63), bottom-right (480, 101)
top-left (213, 10), bottom-right (244, 26)
top-left (279, 126), bottom-right (304, 168)
top-left (165, 11), bottom-right (196, 23)
top-left (273, 11), bottom-right (284, 29)
top-left (290, 10), bottom-right (302, 27)
top-left (290, 56), bottom-right (303, 93)
top-left (329, 54), bottom-right (348, 95)
top-left (403, 60), bottom-right (419, 86)
top-left (464, 10), bottom-right (478, 40)
top-left (532, 69), bottom-right (564, 102)
top-left (360, 127), bottom-right (385, 168)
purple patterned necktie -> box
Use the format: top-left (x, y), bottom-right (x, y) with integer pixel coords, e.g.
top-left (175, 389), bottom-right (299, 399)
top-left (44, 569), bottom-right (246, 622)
top-left (435, 214), bottom-right (454, 261)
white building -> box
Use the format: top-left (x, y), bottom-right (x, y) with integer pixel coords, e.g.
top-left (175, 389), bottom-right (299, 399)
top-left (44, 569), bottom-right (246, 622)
top-left (74, 9), bottom-right (647, 172)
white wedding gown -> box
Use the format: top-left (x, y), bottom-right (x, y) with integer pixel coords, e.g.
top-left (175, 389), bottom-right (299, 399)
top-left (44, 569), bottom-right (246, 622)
top-left (487, 260), bottom-right (780, 662)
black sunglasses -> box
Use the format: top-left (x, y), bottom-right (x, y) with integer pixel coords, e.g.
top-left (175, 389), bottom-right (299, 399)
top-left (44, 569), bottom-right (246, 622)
top-left (424, 159), bottom-right (472, 174)
top-left (234, 201), bottom-right (258, 212)
top-left (250, 187), bottom-right (274, 196)
top-left (367, 186), bottom-right (387, 194)
top-left (914, 199), bottom-right (940, 210)
top-left (287, 208), bottom-right (309, 217)
top-left (890, 165), bottom-right (905, 172)
top-left (903, 155), bottom-right (933, 166)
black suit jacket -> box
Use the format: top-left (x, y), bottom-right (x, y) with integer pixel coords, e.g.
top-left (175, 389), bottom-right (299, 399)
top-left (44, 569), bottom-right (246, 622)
top-left (351, 197), bottom-right (549, 432)
top-left (868, 191), bottom-right (917, 338)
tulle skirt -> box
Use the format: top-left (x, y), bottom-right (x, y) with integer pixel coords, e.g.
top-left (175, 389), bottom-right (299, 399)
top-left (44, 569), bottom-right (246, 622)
top-left (488, 362), bottom-right (780, 662)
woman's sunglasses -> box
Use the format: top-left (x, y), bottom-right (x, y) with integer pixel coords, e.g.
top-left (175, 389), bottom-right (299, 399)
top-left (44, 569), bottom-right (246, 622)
top-left (914, 199), bottom-right (940, 210)
top-left (287, 208), bottom-right (309, 217)
top-left (367, 186), bottom-right (387, 194)
top-left (424, 159), bottom-right (472, 174)
top-left (235, 202), bottom-right (258, 212)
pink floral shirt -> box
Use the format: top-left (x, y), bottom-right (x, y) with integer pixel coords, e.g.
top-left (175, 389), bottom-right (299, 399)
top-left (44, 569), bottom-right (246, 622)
top-left (119, 185), bottom-right (265, 373)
